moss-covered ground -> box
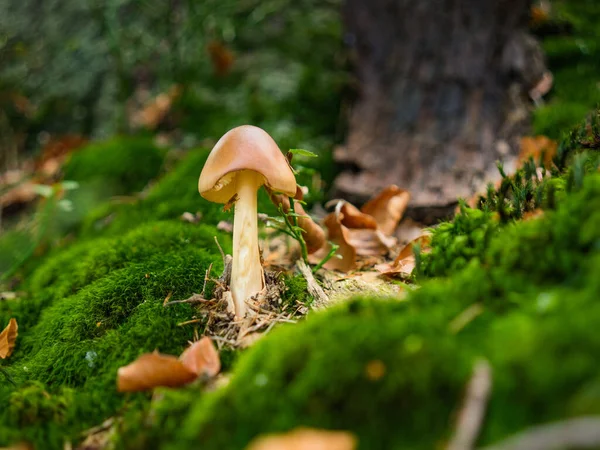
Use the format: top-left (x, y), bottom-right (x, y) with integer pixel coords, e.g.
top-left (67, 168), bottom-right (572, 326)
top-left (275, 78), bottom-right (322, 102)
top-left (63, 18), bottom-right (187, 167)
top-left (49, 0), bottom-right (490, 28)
top-left (1, 1), bottom-right (600, 449)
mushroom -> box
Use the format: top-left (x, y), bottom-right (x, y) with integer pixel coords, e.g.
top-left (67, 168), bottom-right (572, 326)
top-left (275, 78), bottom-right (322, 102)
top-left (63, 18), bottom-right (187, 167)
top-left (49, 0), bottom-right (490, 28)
top-left (199, 125), bottom-right (296, 318)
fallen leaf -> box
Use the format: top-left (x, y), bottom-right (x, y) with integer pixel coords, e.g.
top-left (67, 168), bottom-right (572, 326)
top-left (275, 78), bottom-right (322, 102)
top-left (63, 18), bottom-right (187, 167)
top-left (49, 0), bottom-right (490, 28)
top-left (376, 233), bottom-right (431, 277)
top-left (360, 185), bottom-right (410, 235)
top-left (0, 179), bottom-right (37, 210)
top-left (246, 428), bottom-right (357, 450)
top-left (529, 71), bottom-right (553, 103)
top-left (522, 209), bottom-right (544, 221)
top-left (0, 318), bottom-right (18, 359)
top-left (35, 134), bottom-right (87, 178)
top-left (179, 337), bottom-right (221, 378)
top-left (268, 187), bottom-right (326, 254)
top-left (345, 228), bottom-right (393, 257)
top-left (519, 136), bottom-right (557, 168)
top-left (117, 337), bottom-right (221, 392)
top-left (130, 85), bottom-right (181, 130)
top-left (207, 40), bottom-right (235, 77)
top-left (309, 207), bottom-right (356, 272)
top-left (337, 202), bottom-right (377, 229)
top-left (117, 352), bottom-right (196, 392)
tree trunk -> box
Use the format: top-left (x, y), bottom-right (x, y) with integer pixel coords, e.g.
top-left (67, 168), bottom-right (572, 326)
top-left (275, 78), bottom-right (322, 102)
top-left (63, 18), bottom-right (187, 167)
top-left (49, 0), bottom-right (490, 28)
top-left (337, 0), bottom-right (546, 220)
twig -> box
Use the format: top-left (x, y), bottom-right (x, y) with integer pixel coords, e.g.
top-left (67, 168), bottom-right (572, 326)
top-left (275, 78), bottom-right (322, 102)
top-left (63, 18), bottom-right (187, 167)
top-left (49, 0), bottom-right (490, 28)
top-left (209, 336), bottom-right (238, 346)
top-left (478, 417), bottom-right (600, 450)
top-left (201, 263), bottom-right (213, 297)
top-left (165, 293), bottom-right (214, 306)
top-left (177, 318), bottom-right (204, 326)
top-left (448, 360), bottom-right (492, 450)
top-left (296, 259), bottom-right (329, 308)
top-left (162, 291), bottom-right (173, 306)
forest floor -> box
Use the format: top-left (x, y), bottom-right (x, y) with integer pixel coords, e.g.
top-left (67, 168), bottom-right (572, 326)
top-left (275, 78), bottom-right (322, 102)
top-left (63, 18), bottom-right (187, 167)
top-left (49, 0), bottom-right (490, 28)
top-left (1, 1), bottom-right (600, 449)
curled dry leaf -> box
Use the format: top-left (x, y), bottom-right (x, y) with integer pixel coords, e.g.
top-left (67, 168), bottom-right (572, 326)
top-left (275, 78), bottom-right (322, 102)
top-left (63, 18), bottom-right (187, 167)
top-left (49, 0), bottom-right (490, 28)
top-left (0, 318), bottom-right (18, 359)
top-left (117, 352), bottom-right (196, 392)
top-left (117, 337), bottom-right (220, 392)
top-left (376, 233), bottom-right (431, 278)
top-left (179, 337), bottom-right (221, 378)
top-left (246, 428), bottom-right (357, 450)
top-left (360, 185), bottom-right (410, 235)
top-left (309, 209), bottom-right (357, 272)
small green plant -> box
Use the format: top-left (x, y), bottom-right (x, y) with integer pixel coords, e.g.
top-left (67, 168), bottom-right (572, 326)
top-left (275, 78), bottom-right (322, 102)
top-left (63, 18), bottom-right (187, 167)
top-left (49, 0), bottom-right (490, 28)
top-left (266, 149), bottom-right (339, 273)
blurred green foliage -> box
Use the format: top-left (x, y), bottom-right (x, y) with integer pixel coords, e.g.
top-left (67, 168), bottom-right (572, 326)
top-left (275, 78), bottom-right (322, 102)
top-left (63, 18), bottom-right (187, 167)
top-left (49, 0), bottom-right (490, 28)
top-left (0, 0), bottom-right (344, 152)
top-left (533, 0), bottom-right (600, 136)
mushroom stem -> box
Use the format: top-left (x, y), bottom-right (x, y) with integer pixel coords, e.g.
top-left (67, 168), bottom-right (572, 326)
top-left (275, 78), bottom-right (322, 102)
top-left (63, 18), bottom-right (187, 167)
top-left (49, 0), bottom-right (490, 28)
top-left (231, 170), bottom-right (264, 318)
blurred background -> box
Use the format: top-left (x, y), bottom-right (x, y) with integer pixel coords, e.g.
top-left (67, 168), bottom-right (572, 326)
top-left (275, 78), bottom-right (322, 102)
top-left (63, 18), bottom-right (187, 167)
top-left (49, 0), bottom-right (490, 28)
top-left (1, 0), bottom-right (599, 280)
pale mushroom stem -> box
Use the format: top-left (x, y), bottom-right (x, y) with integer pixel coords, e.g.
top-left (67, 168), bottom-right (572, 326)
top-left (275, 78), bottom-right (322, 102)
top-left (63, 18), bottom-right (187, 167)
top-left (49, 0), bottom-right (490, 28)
top-left (231, 170), bottom-right (264, 318)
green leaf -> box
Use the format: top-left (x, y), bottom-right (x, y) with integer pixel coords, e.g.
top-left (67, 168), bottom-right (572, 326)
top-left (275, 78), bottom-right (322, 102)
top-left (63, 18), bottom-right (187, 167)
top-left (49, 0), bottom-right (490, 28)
top-left (31, 184), bottom-right (54, 198)
top-left (289, 149), bottom-right (318, 158)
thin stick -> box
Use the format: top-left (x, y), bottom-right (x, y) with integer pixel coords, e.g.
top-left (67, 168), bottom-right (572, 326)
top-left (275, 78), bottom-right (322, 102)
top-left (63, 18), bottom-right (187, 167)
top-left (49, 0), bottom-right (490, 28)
top-left (177, 318), bottom-right (204, 326)
top-left (201, 263), bottom-right (213, 297)
top-left (448, 360), bottom-right (492, 450)
top-left (479, 417), bottom-right (600, 450)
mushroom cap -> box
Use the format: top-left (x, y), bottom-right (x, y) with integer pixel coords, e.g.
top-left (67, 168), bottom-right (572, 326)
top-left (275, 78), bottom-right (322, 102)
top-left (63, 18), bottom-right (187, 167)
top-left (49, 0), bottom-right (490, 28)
top-left (199, 125), bottom-right (297, 203)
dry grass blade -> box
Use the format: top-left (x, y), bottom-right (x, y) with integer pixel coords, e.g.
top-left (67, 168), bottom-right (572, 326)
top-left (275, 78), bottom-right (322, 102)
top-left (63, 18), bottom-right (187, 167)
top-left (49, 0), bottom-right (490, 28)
top-left (448, 360), bottom-right (492, 450)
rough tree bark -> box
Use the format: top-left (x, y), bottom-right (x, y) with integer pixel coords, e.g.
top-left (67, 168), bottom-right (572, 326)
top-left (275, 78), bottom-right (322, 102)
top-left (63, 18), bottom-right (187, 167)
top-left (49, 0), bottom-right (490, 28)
top-left (337, 0), bottom-right (546, 220)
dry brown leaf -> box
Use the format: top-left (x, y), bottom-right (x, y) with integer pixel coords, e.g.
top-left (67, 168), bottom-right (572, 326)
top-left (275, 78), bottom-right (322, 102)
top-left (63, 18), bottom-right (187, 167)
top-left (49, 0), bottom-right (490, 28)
top-left (310, 209), bottom-right (357, 272)
top-left (268, 187), bottom-right (326, 254)
top-left (36, 134), bottom-right (87, 178)
top-left (529, 71), bottom-right (553, 103)
top-left (246, 428), bottom-right (357, 450)
top-left (0, 318), bottom-right (18, 359)
top-left (0, 443), bottom-right (33, 450)
top-left (179, 337), bottom-right (221, 378)
top-left (0, 181), bottom-right (37, 209)
top-left (207, 40), bottom-right (235, 77)
top-left (360, 185), bottom-right (410, 235)
top-left (346, 228), bottom-right (393, 257)
top-left (376, 233), bottom-right (431, 277)
top-left (117, 352), bottom-right (196, 392)
top-left (522, 209), bottom-right (544, 221)
top-left (131, 85), bottom-right (181, 130)
top-left (519, 136), bottom-right (557, 168)
top-left (117, 337), bottom-right (220, 392)
top-left (338, 202), bottom-right (377, 229)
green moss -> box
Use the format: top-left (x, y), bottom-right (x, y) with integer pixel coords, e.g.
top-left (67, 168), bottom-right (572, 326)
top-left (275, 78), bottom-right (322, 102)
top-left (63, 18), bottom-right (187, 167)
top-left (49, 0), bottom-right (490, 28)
top-left (420, 109), bottom-right (600, 280)
top-left (62, 137), bottom-right (165, 196)
top-left (0, 222), bottom-right (229, 332)
top-left (0, 218), bottom-right (231, 448)
top-left (533, 0), bottom-right (600, 137)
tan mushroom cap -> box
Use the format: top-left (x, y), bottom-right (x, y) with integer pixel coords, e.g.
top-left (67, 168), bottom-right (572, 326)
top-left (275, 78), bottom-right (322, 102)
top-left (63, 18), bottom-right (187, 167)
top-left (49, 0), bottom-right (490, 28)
top-left (199, 125), bottom-right (297, 203)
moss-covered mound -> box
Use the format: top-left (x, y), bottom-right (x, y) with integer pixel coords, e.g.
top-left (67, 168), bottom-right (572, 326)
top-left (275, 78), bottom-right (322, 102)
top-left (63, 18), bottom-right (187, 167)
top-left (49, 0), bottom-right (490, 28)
top-left (63, 137), bottom-right (165, 196)
top-left (0, 221), bottom-right (228, 448)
